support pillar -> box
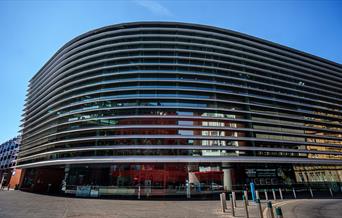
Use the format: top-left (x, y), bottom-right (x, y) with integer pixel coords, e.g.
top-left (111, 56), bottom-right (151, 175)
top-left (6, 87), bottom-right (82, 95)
top-left (61, 165), bottom-right (70, 192)
top-left (222, 163), bottom-right (233, 191)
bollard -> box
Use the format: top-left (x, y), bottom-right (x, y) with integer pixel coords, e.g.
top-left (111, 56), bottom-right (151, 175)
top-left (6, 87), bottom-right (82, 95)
top-left (232, 191), bottom-right (237, 208)
top-left (244, 190), bottom-right (249, 206)
top-left (292, 188), bottom-right (297, 199)
top-left (220, 193), bottom-right (226, 212)
top-left (309, 187), bottom-right (314, 198)
top-left (272, 189), bottom-right (277, 200)
top-left (256, 198), bottom-right (264, 218)
top-left (256, 190), bottom-right (260, 200)
top-left (229, 194), bottom-right (235, 217)
top-left (267, 201), bottom-right (275, 218)
top-left (278, 188), bottom-right (283, 200)
top-left (222, 192), bottom-right (227, 209)
top-left (186, 179), bottom-right (190, 199)
top-left (264, 189), bottom-right (269, 201)
top-left (243, 195), bottom-right (249, 218)
top-left (275, 207), bottom-right (283, 218)
top-left (138, 185), bottom-right (141, 199)
top-left (329, 188), bottom-right (333, 198)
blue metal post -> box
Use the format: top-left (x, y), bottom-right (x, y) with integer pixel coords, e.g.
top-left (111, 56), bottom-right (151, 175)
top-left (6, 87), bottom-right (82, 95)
top-left (250, 182), bottom-right (256, 202)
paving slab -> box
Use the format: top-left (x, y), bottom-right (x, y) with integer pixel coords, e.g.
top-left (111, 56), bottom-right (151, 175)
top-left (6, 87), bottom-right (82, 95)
top-left (0, 191), bottom-right (341, 218)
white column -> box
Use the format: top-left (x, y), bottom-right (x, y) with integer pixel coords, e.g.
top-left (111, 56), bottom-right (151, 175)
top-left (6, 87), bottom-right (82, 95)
top-left (223, 163), bottom-right (232, 191)
top-left (61, 165), bottom-right (70, 192)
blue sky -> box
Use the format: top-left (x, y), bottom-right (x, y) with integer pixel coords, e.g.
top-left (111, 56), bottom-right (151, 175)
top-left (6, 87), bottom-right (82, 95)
top-left (0, 0), bottom-right (341, 143)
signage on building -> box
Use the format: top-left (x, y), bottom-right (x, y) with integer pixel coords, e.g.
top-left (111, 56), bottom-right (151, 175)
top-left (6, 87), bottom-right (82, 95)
top-left (245, 169), bottom-right (277, 177)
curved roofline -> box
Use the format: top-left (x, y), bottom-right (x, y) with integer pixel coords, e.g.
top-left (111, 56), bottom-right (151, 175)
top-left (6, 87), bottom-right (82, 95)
top-left (30, 21), bottom-right (342, 82)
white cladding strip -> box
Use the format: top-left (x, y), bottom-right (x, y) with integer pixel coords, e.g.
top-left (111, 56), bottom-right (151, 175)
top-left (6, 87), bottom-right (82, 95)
top-left (17, 155), bottom-right (342, 169)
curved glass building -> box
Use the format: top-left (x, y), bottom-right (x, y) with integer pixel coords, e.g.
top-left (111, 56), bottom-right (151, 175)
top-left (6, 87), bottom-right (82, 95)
top-left (18, 22), bottom-right (342, 196)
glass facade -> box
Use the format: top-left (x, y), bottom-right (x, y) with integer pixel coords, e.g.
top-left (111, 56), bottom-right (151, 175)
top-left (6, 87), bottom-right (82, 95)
top-left (18, 22), bottom-right (342, 196)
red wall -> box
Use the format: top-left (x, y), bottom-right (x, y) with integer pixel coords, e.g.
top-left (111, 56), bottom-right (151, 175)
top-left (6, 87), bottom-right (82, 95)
top-left (8, 169), bottom-right (23, 189)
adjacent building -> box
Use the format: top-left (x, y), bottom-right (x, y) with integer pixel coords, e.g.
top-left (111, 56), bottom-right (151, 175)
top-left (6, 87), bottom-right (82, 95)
top-left (0, 136), bottom-right (20, 188)
top-left (18, 22), bottom-right (342, 196)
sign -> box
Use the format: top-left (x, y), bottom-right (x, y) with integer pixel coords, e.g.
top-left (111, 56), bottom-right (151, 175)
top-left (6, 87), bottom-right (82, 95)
top-left (245, 169), bottom-right (276, 178)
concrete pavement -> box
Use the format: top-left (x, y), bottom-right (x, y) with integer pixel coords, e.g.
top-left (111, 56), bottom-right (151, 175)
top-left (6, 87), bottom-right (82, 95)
top-left (0, 191), bottom-right (225, 218)
top-left (276, 199), bottom-right (342, 218)
top-left (0, 190), bottom-right (341, 218)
